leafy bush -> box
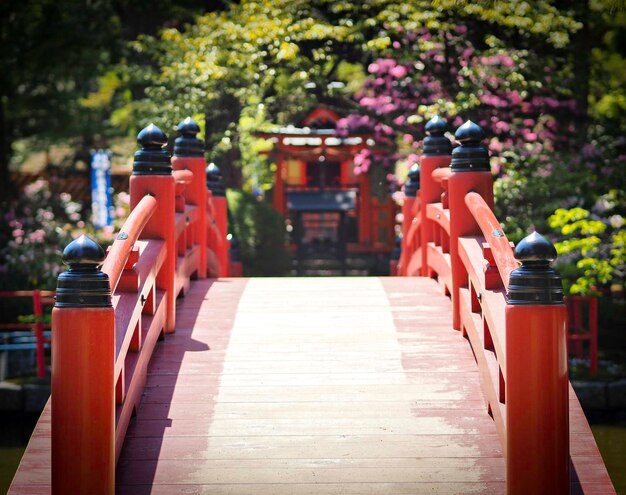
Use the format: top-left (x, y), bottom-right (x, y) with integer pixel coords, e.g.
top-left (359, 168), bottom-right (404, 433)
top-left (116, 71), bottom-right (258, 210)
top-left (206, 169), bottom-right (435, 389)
top-left (549, 197), bottom-right (625, 295)
top-left (226, 189), bottom-right (291, 276)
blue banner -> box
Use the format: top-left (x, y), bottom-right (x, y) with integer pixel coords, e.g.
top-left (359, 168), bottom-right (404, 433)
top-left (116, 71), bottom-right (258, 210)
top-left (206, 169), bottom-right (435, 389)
top-left (90, 151), bottom-right (113, 228)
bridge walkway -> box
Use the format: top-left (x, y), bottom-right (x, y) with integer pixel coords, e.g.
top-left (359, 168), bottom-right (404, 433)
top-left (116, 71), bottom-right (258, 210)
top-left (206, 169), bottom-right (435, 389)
top-left (116, 276), bottom-right (506, 494)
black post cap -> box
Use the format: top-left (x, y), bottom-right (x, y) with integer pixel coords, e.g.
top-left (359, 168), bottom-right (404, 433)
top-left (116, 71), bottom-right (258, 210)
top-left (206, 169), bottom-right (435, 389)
top-left (423, 115), bottom-right (452, 156)
top-left (132, 123), bottom-right (172, 175)
top-left (507, 231), bottom-right (564, 305)
top-left (450, 120), bottom-right (490, 172)
top-left (206, 162), bottom-right (226, 197)
top-left (55, 235), bottom-right (112, 308)
top-left (391, 235), bottom-right (402, 261)
top-left (174, 117), bottom-right (205, 157)
top-left (403, 162), bottom-right (420, 197)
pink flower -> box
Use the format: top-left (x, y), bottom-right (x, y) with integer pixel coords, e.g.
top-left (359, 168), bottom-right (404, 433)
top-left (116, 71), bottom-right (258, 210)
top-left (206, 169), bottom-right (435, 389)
top-left (28, 229), bottom-right (46, 243)
top-left (12, 229), bottom-right (25, 238)
top-left (368, 63), bottom-right (380, 74)
top-left (508, 91), bottom-right (522, 105)
top-left (490, 140), bottom-right (503, 153)
top-left (390, 65), bottom-right (407, 78)
top-left (524, 132), bottom-right (537, 142)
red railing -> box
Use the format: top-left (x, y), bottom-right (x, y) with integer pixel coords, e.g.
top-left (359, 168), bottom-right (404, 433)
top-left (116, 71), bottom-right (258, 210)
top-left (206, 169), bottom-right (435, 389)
top-left (0, 290), bottom-right (55, 378)
top-left (398, 118), bottom-right (569, 495)
top-left (566, 295), bottom-right (598, 376)
top-left (45, 119), bottom-right (233, 494)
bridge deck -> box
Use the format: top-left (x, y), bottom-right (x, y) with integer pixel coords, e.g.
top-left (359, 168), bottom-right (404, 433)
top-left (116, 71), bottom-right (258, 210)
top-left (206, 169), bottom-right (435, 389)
top-left (116, 276), bottom-right (506, 494)
top-left (10, 277), bottom-right (614, 494)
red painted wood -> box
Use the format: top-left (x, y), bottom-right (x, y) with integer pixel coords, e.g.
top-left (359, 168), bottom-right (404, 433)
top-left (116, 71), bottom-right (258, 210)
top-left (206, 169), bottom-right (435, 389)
top-left (212, 196), bottom-right (229, 277)
top-left (448, 169), bottom-right (493, 330)
top-left (130, 174), bottom-right (177, 332)
top-left (51, 306), bottom-right (115, 495)
top-left (102, 195), bottom-right (157, 293)
top-left (419, 154), bottom-right (451, 276)
top-left (506, 304), bottom-right (570, 495)
top-left (464, 192), bottom-right (518, 289)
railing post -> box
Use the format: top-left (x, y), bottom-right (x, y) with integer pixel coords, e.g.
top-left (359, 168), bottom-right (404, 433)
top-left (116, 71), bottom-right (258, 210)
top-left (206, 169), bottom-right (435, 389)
top-left (51, 235), bottom-right (114, 495)
top-left (390, 235), bottom-right (401, 276)
top-left (448, 121), bottom-right (493, 330)
top-left (130, 124), bottom-right (177, 332)
top-left (399, 163), bottom-right (420, 276)
top-left (206, 163), bottom-right (229, 277)
top-left (505, 232), bottom-right (569, 494)
top-left (172, 117), bottom-right (207, 278)
top-left (420, 116), bottom-right (452, 277)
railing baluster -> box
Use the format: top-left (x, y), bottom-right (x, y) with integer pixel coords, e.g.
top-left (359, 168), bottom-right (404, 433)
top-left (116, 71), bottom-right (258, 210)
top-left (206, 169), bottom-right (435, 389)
top-left (130, 124), bottom-right (177, 332)
top-left (420, 116), bottom-right (452, 277)
top-left (52, 235), bottom-right (114, 495)
top-left (173, 117), bottom-right (208, 278)
top-left (206, 163), bottom-right (229, 277)
top-left (448, 120), bottom-right (494, 330)
top-left (506, 231), bottom-right (568, 494)
top-left (399, 162), bottom-right (420, 276)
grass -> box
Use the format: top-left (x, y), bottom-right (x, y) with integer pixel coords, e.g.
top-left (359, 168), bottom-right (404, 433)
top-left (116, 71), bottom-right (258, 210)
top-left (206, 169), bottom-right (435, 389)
top-left (0, 447), bottom-right (26, 493)
top-left (591, 422), bottom-right (626, 495)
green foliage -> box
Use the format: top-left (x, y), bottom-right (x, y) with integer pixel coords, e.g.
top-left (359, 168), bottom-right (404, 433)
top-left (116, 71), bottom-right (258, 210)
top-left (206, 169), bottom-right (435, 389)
top-left (549, 201), bottom-right (625, 295)
top-left (226, 189), bottom-right (292, 276)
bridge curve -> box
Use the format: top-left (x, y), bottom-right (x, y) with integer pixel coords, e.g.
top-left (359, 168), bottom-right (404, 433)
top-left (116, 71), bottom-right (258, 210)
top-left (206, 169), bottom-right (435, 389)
top-left (10, 276), bottom-right (613, 494)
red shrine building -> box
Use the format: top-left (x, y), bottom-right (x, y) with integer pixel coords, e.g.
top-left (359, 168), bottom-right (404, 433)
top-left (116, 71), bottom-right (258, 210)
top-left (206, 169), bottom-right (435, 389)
top-left (257, 106), bottom-right (396, 274)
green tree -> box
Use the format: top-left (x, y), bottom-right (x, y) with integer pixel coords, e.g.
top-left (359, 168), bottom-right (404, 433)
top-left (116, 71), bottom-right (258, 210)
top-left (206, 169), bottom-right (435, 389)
top-left (0, 1), bottom-right (122, 195)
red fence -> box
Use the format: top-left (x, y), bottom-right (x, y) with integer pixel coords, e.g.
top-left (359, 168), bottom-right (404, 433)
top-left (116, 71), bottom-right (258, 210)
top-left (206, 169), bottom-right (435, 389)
top-left (48, 118), bottom-right (233, 494)
top-left (0, 290), bottom-right (55, 378)
top-left (397, 117), bottom-right (569, 495)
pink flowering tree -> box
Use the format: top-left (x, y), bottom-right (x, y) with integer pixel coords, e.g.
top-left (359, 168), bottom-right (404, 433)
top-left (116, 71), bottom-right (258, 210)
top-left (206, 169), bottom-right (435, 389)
top-left (0, 181), bottom-right (130, 290)
top-left (121, 0), bottom-right (624, 292)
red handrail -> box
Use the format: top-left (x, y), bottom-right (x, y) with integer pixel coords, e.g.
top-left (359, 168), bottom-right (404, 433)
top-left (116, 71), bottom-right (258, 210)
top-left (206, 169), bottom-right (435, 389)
top-left (464, 191), bottom-right (519, 289)
top-left (431, 166), bottom-right (452, 184)
top-left (397, 119), bottom-right (569, 495)
top-left (43, 121), bottom-right (234, 495)
top-left (101, 195), bottom-right (158, 293)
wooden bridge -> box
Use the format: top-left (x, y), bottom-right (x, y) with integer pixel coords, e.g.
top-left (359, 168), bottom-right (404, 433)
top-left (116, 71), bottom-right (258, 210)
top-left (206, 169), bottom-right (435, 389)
top-left (8, 117), bottom-right (615, 494)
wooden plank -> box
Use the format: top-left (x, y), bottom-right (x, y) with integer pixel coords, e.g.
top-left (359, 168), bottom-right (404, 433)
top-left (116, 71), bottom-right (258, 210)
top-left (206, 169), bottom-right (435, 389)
top-left (116, 482), bottom-right (507, 495)
top-left (117, 457), bottom-right (506, 485)
top-left (119, 433), bottom-right (504, 460)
